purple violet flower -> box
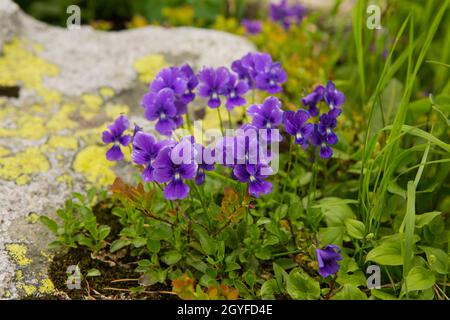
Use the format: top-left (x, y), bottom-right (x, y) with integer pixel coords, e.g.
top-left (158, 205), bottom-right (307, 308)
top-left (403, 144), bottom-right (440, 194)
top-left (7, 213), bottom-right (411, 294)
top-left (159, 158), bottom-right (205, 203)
top-left (301, 85), bottom-right (324, 117)
top-left (102, 115), bottom-right (131, 161)
top-left (197, 67), bottom-right (230, 108)
top-left (152, 139), bottom-right (198, 200)
top-left (283, 109), bottom-right (314, 148)
top-left (150, 67), bottom-right (187, 96)
top-left (269, 0), bottom-right (306, 30)
top-left (323, 80), bottom-right (345, 117)
top-left (253, 53), bottom-right (287, 94)
top-left (311, 126), bottom-right (335, 159)
top-left (131, 131), bottom-right (174, 182)
top-left (224, 73), bottom-right (249, 110)
top-left (242, 19), bottom-right (262, 35)
top-left (142, 88), bottom-right (177, 136)
top-left (233, 163), bottom-right (273, 197)
top-left (317, 113), bottom-right (338, 145)
top-left (179, 64), bottom-right (199, 104)
top-left (315, 245), bottom-right (342, 277)
top-left (193, 144), bottom-right (215, 185)
top-left (247, 96), bottom-right (284, 142)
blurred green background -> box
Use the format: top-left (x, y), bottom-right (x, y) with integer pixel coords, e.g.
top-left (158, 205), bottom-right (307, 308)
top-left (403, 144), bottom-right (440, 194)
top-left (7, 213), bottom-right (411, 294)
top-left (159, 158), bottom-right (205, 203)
top-left (13, 0), bottom-right (262, 30)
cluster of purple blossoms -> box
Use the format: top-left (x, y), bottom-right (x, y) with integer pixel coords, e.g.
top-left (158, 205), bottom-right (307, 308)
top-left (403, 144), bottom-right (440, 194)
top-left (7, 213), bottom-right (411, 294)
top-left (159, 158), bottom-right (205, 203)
top-left (231, 52), bottom-right (287, 94)
top-left (141, 65), bottom-right (198, 136)
top-left (269, 0), bottom-right (307, 30)
top-left (283, 80), bottom-right (344, 159)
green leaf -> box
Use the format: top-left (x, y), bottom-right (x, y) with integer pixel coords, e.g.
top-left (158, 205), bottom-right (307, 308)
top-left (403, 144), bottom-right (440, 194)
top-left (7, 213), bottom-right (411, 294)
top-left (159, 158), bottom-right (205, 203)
top-left (366, 239), bottom-right (403, 266)
top-left (371, 289), bottom-right (398, 300)
top-left (319, 226), bottom-right (345, 245)
top-left (162, 250), bottom-right (182, 266)
top-left (40, 216), bottom-right (58, 233)
top-left (415, 211), bottom-right (441, 228)
top-left (419, 246), bottom-right (449, 274)
top-left (260, 279), bottom-right (278, 300)
top-left (110, 239), bottom-right (132, 253)
top-left (86, 268), bottom-right (101, 277)
top-left (403, 266), bottom-right (435, 293)
top-left (333, 284), bottom-right (367, 300)
top-left (345, 219), bottom-right (365, 239)
top-left (98, 225), bottom-right (111, 240)
top-left (314, 198), bottom-right (356, 227)
top-left (286, 268), bottom-right (320, 300)
top-left (255, 247), bottom-right (272, 260)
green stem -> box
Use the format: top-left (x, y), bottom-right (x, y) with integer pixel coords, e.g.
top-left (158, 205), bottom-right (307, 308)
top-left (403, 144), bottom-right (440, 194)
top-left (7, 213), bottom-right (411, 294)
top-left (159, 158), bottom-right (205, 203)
top-left (217, 107), bottom-right (224, 135)
top-left (282, 136), bottom-right (295, 195)
top-left (307, 148), bottom-right (319, 227)
top-left (185, 111), bottom-right (193, 135)
top-left (227, 109), bottom-right (233, 129)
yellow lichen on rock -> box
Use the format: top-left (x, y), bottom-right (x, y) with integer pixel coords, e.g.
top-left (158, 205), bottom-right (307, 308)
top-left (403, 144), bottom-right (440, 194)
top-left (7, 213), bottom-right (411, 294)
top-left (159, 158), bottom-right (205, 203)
top-left (46, 136), bottom-right (78, 151)
top-left (133, 54), bottom-right (168, 84)
top-left (0, 114), bottom-right (47, 140)
top-left (0, 146), bottom-right (10, 157)
top-left (0, 147), bottom-right (50, 183)
top-left (105, 103), bottom-right (130, 119)
top-left (80, 94), bottom-right (103, 121)
top-left (20, 284), bottom-right (37, 296)
top-left (38, 279), bottom-right (55, 294)
top-left (100, 87), bottom-right (115, 99)
top-left (73, 145), bottom-right (115, 186)
top-left (5, 244), bottom-right (32, 266)
top-left (46, 103), bottom-right (78, 132)
top-left (0, 38), bottom-right (61, 104)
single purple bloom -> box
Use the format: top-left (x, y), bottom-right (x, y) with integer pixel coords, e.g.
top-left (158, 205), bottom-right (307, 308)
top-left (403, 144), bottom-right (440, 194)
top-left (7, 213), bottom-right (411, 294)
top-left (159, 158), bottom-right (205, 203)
top-left (301, 85), bottom-right (325, 117)
top-left (132, 132), bottom-right (173, 182)
top-left (102, 115), bottom-right (131, 161)
top-left (283, 109), bottom-right (314, 148)
top-left (323, 81), bottom-right (345, 117)
top-left (315, 245), bottom-right (342, 277)
top-left (179, 64), bottom-right (199, 104)
top-left (289, 4), bottom-right (307, 25)
top-left (150, 67), bottom-right (187, 96)
top-left (224, 73), bottom-right (249, 110)
top-left (197, 67), bottom-right (230, 108)
top-left (233, 163), bottom-right (273, 197)
top-left (253, 53), bottom-right (287, 94)
top-left (152, 140), bottom-right (198, 200)
top-left (269, 0), bottom-right (306, 30)
top-left (142, 88), bottom-right (177, 136)
top-left (318, 113), bottom-right (338, 145)
top-left (311, 126), bottom-right (335, 159)
top-left (247, 96), bottom-right (284, 142)
top-left (231, 53), bottom-right (256, 87)
top-left (242, 19), bottom-right (262, 35)
top-left (193, 144), bottom-right (215, 185)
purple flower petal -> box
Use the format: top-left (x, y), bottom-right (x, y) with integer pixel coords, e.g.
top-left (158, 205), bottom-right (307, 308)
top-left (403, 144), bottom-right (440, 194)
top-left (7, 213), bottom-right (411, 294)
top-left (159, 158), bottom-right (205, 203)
top-left (164, 179), bottom-right (190, 200)
top-left (106, 145), bottom-right (124, 161)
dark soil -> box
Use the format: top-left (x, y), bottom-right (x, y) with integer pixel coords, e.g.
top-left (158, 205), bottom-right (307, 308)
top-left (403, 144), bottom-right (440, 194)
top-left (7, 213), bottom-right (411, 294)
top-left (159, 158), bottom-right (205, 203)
top-left (35, 201), bottom-right (177, 300)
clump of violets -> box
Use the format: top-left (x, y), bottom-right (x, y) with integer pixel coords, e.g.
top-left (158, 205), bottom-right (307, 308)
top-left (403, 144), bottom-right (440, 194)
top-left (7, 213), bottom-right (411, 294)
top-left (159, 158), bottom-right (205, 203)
top-left (102, 53), bottom-right (343, 202)
top-left (142, 65), bottom-right (198, 135)
top-left (315, 245), bottom-right (343, 277)
top-left (269, 0), bottom-right (307, 30)
top-left (232, 52), bottom-right (287, 94)
top-left (284, 80), bottom-right (344, 159)
top-left (102, 115), bottom-right (131, 161)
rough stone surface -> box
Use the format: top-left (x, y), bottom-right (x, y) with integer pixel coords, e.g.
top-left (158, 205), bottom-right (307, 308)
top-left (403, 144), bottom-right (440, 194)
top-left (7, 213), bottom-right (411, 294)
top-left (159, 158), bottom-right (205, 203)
top-left (0, 0), bottom-right (254, 299)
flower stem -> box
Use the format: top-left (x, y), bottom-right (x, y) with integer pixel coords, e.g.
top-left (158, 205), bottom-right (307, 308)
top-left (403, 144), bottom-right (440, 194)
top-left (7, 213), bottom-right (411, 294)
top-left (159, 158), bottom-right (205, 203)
top-left (282, 136), bottom-right (295, 195)
top-left (217, 107), bottom-right (224, 135)
top-left (227, 109), bottom-right (233, 128)
top-left (307, 147), bottom-right (319, 226)
top-left (185, 111), bottom-right (193, 135)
